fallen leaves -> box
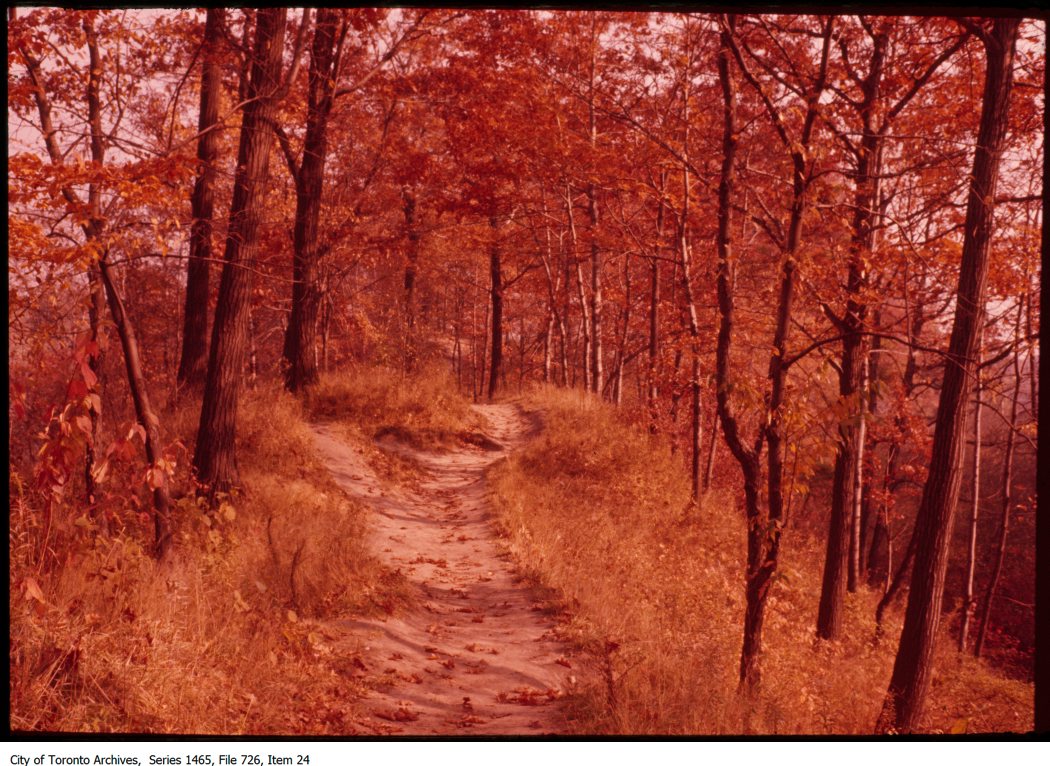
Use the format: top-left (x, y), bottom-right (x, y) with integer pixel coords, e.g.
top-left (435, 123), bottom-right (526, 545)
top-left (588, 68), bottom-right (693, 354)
top-left (376, 704), bottom-right (420, 722)
top-left (496, 687), bottom-right (563, 706)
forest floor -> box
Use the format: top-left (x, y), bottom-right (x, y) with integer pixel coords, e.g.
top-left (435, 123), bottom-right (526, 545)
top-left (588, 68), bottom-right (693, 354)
top-left (309, 403), bottom-right (577, 735)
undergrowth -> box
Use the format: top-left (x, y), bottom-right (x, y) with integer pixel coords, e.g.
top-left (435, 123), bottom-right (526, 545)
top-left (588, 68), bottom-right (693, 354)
top-left (9, 383), bottom-right (407, 734)
top-left (489, 385), bottom-right (1034, 735)
top-left (305, 362), bottom-right (481, 450)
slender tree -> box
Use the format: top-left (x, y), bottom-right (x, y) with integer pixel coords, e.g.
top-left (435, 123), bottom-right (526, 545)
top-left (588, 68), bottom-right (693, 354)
top-left (876, 17), bottom-right (1019, 733)
top-left (280, 9), bottom-right (347, 392)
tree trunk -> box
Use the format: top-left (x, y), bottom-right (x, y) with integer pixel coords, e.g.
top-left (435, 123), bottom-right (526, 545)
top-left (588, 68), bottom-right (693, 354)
top-left (975, 300), bottom-right (1024, 658)
top-left (647, 173), bottom-right (667, 428)
top-left (848, 355), bottom-right (869, 593)
top-left (83, 25), bottom-right (109, 513)
top-left (647, 254), bottom-right (660, 429)
top-left (676, 64), bottom-right (703, 503)
top-left (98, 256), bottom-right (173, 558)
top-left (587, 26), bottom-right (602, 397)
top-left (284, 8), bottom-right (344, 392)
top-left (876, 18), bottom-right (1018, 734)
top-left (400, 187), bottom-right (421, 373)
top-left (959, 342), bottom-right (983, 651)
top-left (722, 14), bottom-right (832, 689)
top-left (714, 18), bottom-right (766, 690)
top-left (818, 28), bottom-right (885, 638)
top-left (178, 8), bottom-right (224, 391)
top-left (194, 8), bottom-right (288, 498)
top-left (488, 215), bottom-right (503, 401)
top-left (704, 409), bottom-right (719, 493)
top-left (566, 183), bottom-right (591, 390)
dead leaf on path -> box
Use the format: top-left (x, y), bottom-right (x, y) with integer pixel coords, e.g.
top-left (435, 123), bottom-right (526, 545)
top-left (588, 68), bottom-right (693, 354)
top-left (498, 687), bottom-right (563, 705)
top-left (555, 657), bottom-right (572, 668)
top-left (376, 705), bottom-right (420, 722)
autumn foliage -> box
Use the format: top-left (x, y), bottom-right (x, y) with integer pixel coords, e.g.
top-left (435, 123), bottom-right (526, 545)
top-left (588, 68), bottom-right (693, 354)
top-left (8, 9), bottom-right (1040, 734)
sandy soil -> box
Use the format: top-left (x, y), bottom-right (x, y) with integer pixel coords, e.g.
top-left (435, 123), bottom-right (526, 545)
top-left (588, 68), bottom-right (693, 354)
top-left (310, 403), bottom-right (576, 735)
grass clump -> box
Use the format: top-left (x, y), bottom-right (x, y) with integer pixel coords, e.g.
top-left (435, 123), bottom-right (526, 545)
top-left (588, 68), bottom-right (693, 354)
top-left (10, 383), bottom-right (404, 734)
top-left (305, 362), bottom-right (481, 450)
top-left (489, 385), bottom-right (1033, 735)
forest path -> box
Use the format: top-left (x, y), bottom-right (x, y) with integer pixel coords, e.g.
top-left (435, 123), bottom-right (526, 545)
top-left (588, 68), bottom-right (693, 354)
top-left (310, 403), bottom-right (575, 735)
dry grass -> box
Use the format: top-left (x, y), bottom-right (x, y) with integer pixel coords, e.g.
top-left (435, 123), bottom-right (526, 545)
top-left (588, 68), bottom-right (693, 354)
top-left (305, 362), bottom-right (482, 450)
top-left (488, 385), bottom-right (1034, 735)
top-left (9, 383), bottom-right (406, 734)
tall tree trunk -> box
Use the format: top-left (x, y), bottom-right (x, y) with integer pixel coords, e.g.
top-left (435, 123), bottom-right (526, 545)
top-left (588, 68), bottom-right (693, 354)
top-left (566, 183), bottom-right (591, 390)
top-left (848, 355), bottom-right (869, 592)
top-left (860, 323), bottom-right (884, 575)
top-left (283, 8), bottom-right (344, 391)
top-left (97, 257), bottom-right (173, 557)
top-left (676, 46), bottom-right (703, 503)
top-left (876, 18), bottom-right (1018, 734)
top-left (975, 301), bottom-right (1023, 658)
top-left (714, 17), bottom-right (766, 689)
top-left (83, 25), bottom-right (109, 513)
top-left (818, 27), bottom-right (885, 638)
top-left (400, 187), bottom-right (421, 372)
top-left (704, 409), bottom-right (719, 493)
top-left (587, 22), bottom-right (602, 397)
top-left (488, 215), bottom-right (503, 401)
top-left (178, 8), bottom-right (224, 391)
top-left (647, 174), bottom-right (667, 430)
top-left (959, 339), bottom-right (983, 651)
top-left (195, 8), bottom-right (288, 498)
top-left (723, 14), bottom-right (832, 689)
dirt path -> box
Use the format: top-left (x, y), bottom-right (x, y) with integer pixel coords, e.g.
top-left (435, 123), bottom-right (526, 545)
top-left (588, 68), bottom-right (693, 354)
top-left (311, 403), bottom-right (575, 735)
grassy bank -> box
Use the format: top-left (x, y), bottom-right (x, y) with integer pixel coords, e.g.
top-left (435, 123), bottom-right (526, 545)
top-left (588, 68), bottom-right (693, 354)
top-left (10, 384), bottom-right (404, 734)
top-left (488, 386), bottom-right (1033, 734)
top-left (305, 362), bottom-right (481, 449)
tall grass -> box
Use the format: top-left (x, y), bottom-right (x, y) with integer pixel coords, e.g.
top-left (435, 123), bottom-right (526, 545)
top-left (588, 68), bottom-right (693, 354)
top-left (9, 384), bottom-right (402, 734)
top-left (305, 362), bottom-right (481, 449)
top-left (489, 385), bottom-right (1033, 734)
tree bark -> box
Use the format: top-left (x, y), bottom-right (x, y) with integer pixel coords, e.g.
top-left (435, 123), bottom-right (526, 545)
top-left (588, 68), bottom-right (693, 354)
top-left (178, 8), bottom-right (225, 391)
top-left (566, 183), bottom-right (591, 390)
top-left (848, 354), bottom-right (869, 593)
top-left (959, 340), bottom-right (983, 651)
top-left (647, 172), bottom-right (668, 430)
top-left (876, 18), bottom-right (1018, 734)
top-left (714, 17), bottom-right (765, 689)
top-left (488, 215), bottom-right (503, 401)
top-left (283, 9), bottom-right (345, 391)
top-left (400, 186), bottom-right (421, 372)
top-left (195, 8), bottom-right (288, 498)
top-left (817, 26), bottom-right (885, 639)
top-left (975, 300), bottom-right (1024, 658)
top-left (587, 22), bottom-right (602, 397)
top-left (97, 257), bottom-right (173, 557)
top-left (722, 14), bottom-right (832, 689)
